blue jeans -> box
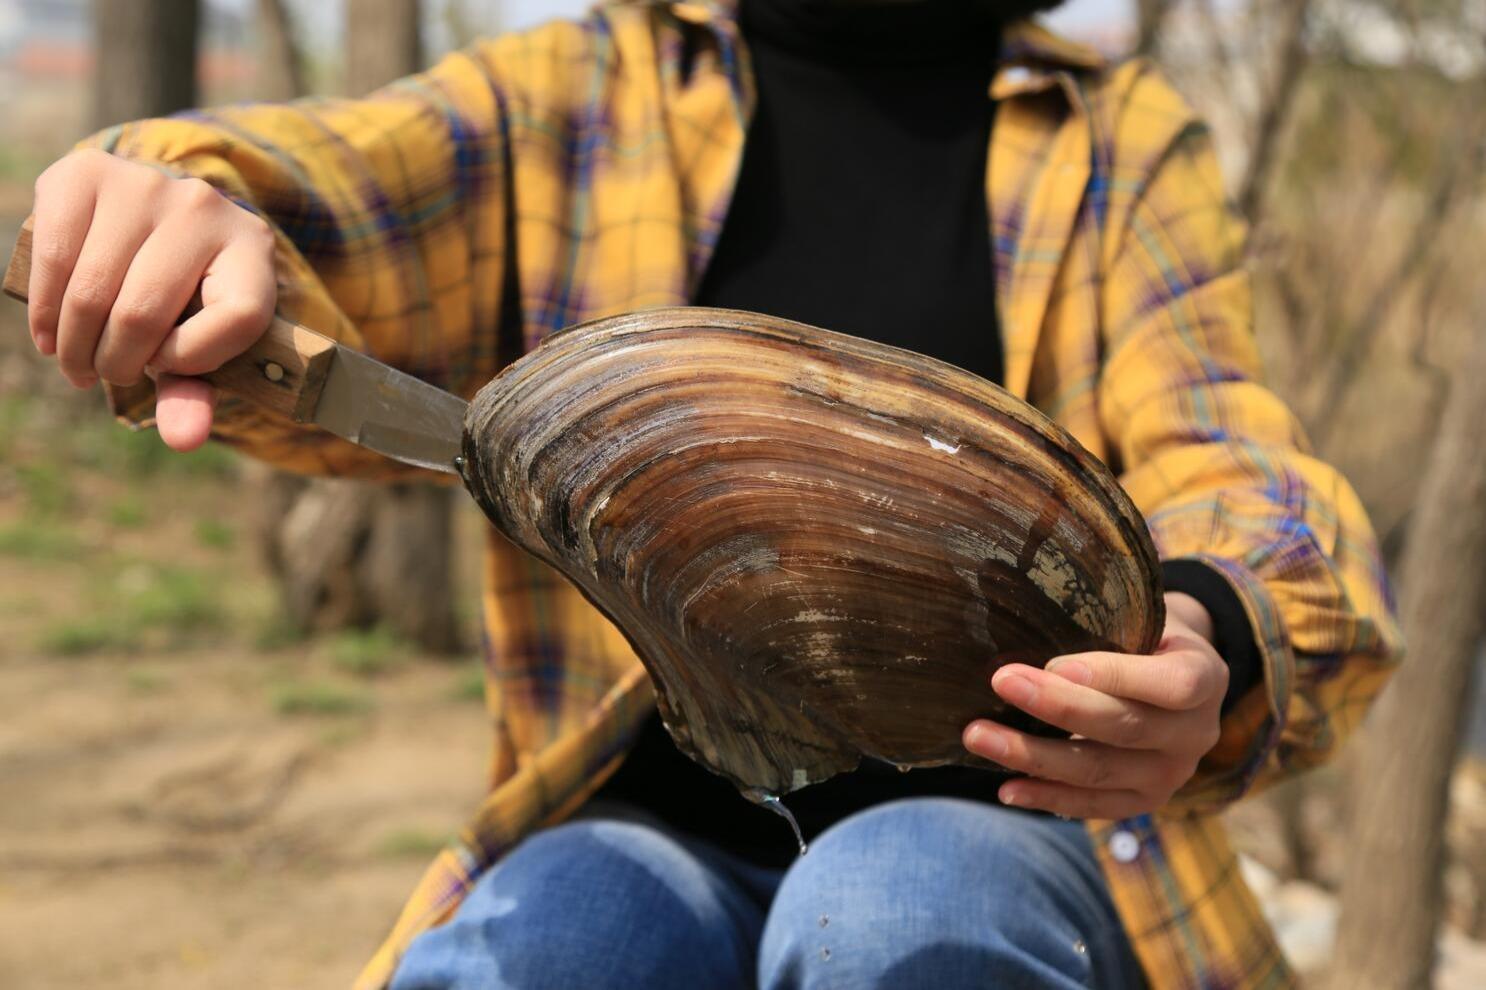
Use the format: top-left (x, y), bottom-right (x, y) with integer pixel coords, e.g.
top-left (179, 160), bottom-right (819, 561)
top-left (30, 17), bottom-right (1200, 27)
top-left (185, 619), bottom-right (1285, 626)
top-left (391, 798), bottom-right (1144, 989)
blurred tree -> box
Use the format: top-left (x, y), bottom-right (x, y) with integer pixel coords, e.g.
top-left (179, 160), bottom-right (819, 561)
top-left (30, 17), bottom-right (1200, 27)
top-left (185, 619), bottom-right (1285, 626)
top-left (255, 0), bottom-right (306, 102)
top-left (255, 0), bottom-right (461, 655)
top-left (1328, 305), bottom-right (1486, 987)
top-left (347, 0), bottom-right (423, 95)
top-left (1235, 0), bottom-right (1312, 221)
top-left (441, 0), bottom-right (482, 50)
top-left (1133, 0), bottom-right (1176, 57)
top-left (92, 0), bottom-right (200, 130)
top-left (1145, 0), bottom-right (1486, 951)
top-left (1301, 112), bottom-right (1486, 448)
top-left (254, 471), bottom-right (459, 653)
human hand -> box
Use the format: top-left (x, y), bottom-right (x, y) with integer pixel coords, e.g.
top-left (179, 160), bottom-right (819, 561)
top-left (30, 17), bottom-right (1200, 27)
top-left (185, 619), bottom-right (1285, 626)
top-left (27, 148), bottom-right (277, 451)
top-left (962, 592), bottom-right (1228, 819)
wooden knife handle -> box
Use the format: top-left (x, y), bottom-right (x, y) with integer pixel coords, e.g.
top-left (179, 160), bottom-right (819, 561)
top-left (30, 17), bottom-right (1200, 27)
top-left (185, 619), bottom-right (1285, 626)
top-left (5, 217), bottom-right (337, 423)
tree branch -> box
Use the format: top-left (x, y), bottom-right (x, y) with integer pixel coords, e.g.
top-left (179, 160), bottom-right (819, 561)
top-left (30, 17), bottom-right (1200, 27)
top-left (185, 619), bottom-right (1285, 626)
top-left (1238, 0), bottom-right (1315, 223)
top-left (1133, 0), bottom-right (1178, 58)
top-left (255, 0), bottom-right (307, 101)
top-left (1310, 122), bottom-right (1485, 445)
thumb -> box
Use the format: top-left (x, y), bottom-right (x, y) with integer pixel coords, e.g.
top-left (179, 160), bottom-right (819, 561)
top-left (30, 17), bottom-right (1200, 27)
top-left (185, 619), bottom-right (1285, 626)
top-left (154, 372), bottom-right (217, 452)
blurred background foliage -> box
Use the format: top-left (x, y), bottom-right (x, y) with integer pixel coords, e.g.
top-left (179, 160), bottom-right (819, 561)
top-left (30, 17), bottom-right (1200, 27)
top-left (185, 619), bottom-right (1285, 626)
top-left (0, 1), bottom-right (1483, 987)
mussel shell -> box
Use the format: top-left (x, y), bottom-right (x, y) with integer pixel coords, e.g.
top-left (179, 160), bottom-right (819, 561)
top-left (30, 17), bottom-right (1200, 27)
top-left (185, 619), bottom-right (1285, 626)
top-left (463, 307), bottom-right (1163, 795)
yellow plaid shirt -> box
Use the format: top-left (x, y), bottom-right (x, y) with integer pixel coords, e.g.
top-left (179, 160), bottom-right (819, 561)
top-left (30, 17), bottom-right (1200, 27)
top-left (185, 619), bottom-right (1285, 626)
top-left (88, 2), bottom-right (1401, 986)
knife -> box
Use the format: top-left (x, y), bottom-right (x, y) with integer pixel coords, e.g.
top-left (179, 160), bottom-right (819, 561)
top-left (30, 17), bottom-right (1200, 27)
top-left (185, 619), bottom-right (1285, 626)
top-left (4, 219), bottom-right (468, 476)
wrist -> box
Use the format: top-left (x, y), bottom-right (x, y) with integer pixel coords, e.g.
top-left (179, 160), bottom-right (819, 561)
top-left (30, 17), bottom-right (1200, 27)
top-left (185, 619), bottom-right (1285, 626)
top-left (1160, 559), bottom-right (1266, 715)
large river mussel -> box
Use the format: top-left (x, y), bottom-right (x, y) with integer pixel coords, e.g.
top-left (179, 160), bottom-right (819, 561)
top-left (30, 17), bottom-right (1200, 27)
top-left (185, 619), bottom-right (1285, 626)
top-left (462, 307), bottom-right (1164, 795)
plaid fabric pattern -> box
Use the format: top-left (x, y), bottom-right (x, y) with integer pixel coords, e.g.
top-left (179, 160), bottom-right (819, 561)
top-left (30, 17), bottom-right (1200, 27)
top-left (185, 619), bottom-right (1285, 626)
top-left (87, 2), bottom-right (1401, 986)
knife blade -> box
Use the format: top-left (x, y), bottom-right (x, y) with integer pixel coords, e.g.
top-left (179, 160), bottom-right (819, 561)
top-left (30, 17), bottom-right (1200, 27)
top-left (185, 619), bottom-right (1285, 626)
top-left (4, 219), bottom-right (468, 476)
top-left (311, 343), bottom-right (467, 475)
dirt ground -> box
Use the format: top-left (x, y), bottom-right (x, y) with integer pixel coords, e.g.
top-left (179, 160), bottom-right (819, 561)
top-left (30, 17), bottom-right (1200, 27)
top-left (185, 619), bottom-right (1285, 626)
top-left (0, 209), bottom-right (493, 989)
top-left (0, 648), bottom-right (489, 990)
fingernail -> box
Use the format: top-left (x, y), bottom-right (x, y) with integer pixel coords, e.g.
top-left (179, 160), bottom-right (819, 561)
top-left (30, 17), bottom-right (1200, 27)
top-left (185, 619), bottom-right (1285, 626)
top-left (974, 726), bottom-right (1008, 759)
top-left (995, 673), bottom-right (1036, 707)
top-left (1046, 658), bottom-right (1091, 686)
top-left (999, 784), bottom-right (1021, 806)
top-left (34, 331), bottom-right (55, 355)
top-left (143, 363), bottom-right (158, 379)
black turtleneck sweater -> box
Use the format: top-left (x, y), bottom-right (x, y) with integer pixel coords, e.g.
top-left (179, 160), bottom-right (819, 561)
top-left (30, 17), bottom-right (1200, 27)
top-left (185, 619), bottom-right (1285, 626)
top-left (694, 0), bottom-right (1005, 384)
top-left (592, 0), bottom-right (1261, 867)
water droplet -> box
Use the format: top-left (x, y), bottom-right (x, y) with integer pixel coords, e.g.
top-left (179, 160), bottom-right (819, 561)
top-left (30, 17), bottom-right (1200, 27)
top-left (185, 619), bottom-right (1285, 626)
top-left (1073, 939), bottom-right (1087, 955)
top-left (819, 914), bottom-right (830, 928)
top-left (745, 790), bottom-right (808, 856)
top-left (820, 947), bottom-right (831, 961)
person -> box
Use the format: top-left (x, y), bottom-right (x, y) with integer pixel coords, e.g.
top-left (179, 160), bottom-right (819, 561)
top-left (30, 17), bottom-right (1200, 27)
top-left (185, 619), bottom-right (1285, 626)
top-left (23, 1), bottom-right (1400, 987)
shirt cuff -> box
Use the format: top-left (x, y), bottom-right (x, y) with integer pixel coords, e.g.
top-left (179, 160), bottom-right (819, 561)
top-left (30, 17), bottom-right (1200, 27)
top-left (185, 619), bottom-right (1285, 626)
top-left (1161, 559), bottom-right (1263, 714)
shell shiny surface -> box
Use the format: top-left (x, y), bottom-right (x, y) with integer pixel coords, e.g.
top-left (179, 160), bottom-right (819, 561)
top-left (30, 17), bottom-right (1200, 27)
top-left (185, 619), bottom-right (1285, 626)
top-left (463, 308), bottom-right (1164, 794)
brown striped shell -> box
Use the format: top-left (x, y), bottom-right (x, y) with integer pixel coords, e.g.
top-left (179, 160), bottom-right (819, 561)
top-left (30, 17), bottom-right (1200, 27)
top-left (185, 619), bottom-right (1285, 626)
top-left (462, 307), bottom-right (1163, 795)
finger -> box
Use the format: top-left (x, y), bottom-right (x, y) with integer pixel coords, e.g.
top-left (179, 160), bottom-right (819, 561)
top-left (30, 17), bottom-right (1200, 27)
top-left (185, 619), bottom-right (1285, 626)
top-left (1163, 591), bottom-right (1215, 643)
top-left (27, 179), bottom-right (98, 355)
top-left (990, 664), bottom-right (1173, 750)
top-left (998, 779), bottom-right (1154, 820)
top-left (155, 373), bottom-right (217, 452)
top-left (148, 234), bottom-right (275, 376)
top-left (55, 209), bottom-right (152, 387)
top-left (94, 222), bottom-right (220, 386)
top-left (1045, 647), bottom-right (1226, 711)
top-left (963, 720), bottom-right (1165, 791)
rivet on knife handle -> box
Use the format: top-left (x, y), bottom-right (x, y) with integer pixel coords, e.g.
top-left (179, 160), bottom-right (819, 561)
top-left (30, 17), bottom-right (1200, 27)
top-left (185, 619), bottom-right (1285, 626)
top-left (6, 217), bottom-right (338, 424)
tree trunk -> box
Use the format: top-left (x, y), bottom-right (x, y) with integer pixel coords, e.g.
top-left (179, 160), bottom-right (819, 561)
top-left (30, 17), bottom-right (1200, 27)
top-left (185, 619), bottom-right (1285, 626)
top-left (254, 470), bottom-right (461, 653)
top-left (346, 0), bottom-right (422, 95)
top-left (1132, 0), bottom-right (1176, 57)
top-left (252, 0), bottom-right (459, 655)
top-left (92, 0), bottom-right (199, 129)
top-left (1328, 327), bottom-right (1486, 987)
top-left (254, 0), bottom-right (306, 102)
top-left (1236, 0), bottom-right (1312, 224)
top-left (362, 483), bottom-right (459, 652)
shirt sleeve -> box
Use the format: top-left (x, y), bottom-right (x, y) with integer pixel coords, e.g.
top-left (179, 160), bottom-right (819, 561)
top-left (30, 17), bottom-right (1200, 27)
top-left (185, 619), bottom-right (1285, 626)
top-left (79, 34), bottom-right (539, 480)
top-left (1094, 71), bottom-right (1404, 812)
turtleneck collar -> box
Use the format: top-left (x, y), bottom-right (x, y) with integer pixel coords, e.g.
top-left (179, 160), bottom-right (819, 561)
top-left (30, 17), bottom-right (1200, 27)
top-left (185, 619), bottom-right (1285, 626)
top-left (739, 0), bottom-right (1005, 65)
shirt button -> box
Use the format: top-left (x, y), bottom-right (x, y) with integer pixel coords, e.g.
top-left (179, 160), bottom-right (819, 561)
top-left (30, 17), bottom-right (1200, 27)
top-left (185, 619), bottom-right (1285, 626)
top-left (1108, 830), bottom-right (1140, 863)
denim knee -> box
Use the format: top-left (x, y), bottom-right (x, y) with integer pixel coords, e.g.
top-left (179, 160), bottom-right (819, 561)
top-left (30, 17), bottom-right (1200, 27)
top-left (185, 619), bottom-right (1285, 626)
top-left (391, 819), bottom-right (762, 990)
top-left (758, 798), bottom-right (1140, 990)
